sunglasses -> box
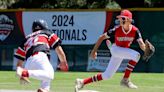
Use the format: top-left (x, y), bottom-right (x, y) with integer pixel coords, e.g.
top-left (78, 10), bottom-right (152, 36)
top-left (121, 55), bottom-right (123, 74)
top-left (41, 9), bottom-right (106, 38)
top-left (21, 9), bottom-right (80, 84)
top-left (121, 17), bottom-right (126, 21)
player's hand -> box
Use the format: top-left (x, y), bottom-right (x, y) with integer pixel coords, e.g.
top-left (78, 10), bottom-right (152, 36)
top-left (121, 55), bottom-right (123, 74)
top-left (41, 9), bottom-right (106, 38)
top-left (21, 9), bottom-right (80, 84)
top-left (90, 50), bottom-right (97, 60)
top-left (59, 62), bottom-right (69, 72)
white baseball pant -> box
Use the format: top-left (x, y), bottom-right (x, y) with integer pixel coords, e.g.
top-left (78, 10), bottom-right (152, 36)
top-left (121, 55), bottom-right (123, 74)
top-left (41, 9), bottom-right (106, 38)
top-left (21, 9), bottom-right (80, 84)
top-left (102, 44), bottom-right (140, 79)
top-left (25, 52), bottom-right (54, 91)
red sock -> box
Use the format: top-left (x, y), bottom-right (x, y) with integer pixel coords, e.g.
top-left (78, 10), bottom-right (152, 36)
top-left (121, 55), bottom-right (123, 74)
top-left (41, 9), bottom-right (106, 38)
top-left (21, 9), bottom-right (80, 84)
top-left (83, 73), bottom-right (103, 85)
top-left (22, 69), bottom-right (29, 77)
top-left (124, 60), bottom-right (137, 79)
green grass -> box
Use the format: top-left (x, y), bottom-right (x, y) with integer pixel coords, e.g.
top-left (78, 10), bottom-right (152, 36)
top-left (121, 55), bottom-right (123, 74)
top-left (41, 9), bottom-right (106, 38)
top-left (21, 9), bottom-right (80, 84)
top-left (0, 71), bottom-right (164, 92)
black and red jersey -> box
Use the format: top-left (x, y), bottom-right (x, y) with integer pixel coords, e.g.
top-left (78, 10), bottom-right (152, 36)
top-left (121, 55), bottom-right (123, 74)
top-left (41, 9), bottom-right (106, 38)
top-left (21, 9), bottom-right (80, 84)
top-left (14, 30), bottom-right (61, 61)
top-left (107, 25), bottom-right (142, 48)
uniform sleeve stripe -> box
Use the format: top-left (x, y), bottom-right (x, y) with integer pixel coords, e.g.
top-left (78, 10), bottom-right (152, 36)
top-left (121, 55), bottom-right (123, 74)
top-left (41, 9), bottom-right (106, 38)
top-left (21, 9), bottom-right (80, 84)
top-left (16, 48), bottom-right (26, 57)
top-left (14, 55), bottom-right (25, 61)
top-left (18, 47), bottom-right (25, 53)
top-left (49, 34), bottom-right (55, 40)
top-left (14, 53), bottom-right (25, 59)
top-left (51, 38), bottom-right (60, 47)
top-left (49, 34), bottom-right (60, 47)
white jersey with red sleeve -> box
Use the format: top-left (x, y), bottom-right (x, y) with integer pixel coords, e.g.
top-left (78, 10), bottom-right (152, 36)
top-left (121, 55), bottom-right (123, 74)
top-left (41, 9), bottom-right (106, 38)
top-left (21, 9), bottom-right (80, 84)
top-left (14, 30), bottom-right (61, 61)
top-left (106, 25), bottom-right (142, 48)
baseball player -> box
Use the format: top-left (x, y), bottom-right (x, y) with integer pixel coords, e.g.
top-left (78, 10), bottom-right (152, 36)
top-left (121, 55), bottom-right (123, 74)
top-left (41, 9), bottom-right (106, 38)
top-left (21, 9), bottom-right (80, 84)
top-left (14, 19), bottom-right (68, 92)
top-left (75, 9), bottom-right (146, 91)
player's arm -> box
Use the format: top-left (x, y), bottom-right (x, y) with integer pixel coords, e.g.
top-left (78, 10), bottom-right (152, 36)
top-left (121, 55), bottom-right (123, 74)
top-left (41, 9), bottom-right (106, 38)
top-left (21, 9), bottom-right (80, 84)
top-left (14, 40), bottom-right (26, 68)
top-left (90, 33), bottom-right (108, 59)
top-left (55, 46), bottom-right (67, 63)
top-left (55, 45), bottom-right (69, 72)
top-left (49, 33), bottom-right (68, 71)
top-left (137, 38), bottom-right (146, 51)
top-left (16, 59), bottom-right (24, 67)
top-left (136, 30), bottom-right (146, 51)
top-left (136, 30), bottom-right (155, 61)
top-left (90, 28), bottom-right (115, 59)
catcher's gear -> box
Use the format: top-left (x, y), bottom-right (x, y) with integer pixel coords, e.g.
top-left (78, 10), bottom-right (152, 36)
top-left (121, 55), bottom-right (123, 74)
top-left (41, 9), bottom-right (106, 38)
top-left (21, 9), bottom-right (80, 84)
top-left (143, 39), bottom-right (155, 62)
top-left (59, 62), bottom-right (69, 72)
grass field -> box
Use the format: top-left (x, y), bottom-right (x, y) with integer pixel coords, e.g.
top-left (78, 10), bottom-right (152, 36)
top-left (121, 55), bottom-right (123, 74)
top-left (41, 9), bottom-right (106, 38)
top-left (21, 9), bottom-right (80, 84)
top-left (0, 71), bottom-right (164, 92)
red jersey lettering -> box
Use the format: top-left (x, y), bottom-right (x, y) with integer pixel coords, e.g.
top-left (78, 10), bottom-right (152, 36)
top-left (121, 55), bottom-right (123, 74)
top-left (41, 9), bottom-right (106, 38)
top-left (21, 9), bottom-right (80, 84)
top-left (107, 25), bottom-right (142, 48)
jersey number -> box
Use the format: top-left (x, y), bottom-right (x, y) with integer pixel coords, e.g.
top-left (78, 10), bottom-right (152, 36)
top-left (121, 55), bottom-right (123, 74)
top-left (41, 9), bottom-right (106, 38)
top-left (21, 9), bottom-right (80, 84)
top-left (24, 37), bottom-right (38, 51)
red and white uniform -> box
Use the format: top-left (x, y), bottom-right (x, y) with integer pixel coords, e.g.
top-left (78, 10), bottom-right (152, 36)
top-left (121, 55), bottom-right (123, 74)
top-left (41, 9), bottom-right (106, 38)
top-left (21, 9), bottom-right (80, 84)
top-left (102, 25), bottom-right (142, 79)
top-left (107, 25), bottom-right (141, 48)
top-left (14, 30), bottom-right (61, 60)
top-left (14, 30), bottom-right (61, 91)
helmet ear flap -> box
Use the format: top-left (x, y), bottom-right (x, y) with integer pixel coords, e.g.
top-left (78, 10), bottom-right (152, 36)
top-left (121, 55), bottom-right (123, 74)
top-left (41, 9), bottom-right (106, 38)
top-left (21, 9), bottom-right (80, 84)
top-left (32, 19), bottom-right (48, 32)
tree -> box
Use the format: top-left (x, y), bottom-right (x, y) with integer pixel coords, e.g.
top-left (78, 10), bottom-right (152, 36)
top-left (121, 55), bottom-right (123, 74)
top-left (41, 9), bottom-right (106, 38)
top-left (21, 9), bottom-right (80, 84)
top-left (9, 0), bottom-right (109, 9)
top-left (114, 0), bottom-right (146, 8)
top-left (8, 0), bottom-right (164, 9)
top-left (0, 0), bottom-right (15, 9)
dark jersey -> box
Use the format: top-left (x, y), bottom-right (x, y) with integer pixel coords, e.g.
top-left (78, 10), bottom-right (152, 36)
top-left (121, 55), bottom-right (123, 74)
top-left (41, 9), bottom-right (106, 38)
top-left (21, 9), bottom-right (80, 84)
top-left (14, 30), bottom-right (61, 61)
top-left (106, 25), bottom-right (142, 48)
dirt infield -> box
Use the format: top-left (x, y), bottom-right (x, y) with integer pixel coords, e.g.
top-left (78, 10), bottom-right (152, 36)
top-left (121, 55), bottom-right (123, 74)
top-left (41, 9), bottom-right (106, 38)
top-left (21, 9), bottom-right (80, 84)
top-left (0, 89), bottom-right (35, 92)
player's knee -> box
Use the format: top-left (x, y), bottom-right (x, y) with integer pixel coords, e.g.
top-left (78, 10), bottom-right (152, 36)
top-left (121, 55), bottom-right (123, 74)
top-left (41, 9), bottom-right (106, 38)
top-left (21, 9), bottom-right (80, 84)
top-left (132, 52), bottom-right (141, 62)
top-left (135, 53), bottom-right (141, 62)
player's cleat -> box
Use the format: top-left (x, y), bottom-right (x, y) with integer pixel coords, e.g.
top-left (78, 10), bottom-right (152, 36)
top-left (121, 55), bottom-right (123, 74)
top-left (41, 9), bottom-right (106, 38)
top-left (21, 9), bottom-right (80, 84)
top-left (16, 67), bottom-right (30, 84)
top-left (37, 88), bottom-right (48, 92)
top-left (120, 79), bottom-right (138, 89)
top-left (75, 78), bottom-right (84, 92)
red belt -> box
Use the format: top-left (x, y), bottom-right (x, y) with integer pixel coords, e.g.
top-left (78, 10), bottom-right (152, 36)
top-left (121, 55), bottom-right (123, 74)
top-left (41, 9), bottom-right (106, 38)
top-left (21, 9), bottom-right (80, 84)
top-left (32, 52), bottom-right (39, 56)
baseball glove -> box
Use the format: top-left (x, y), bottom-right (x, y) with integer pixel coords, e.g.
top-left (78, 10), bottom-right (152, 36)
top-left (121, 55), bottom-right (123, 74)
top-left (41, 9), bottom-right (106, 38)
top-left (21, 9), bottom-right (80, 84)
top-left (143, 39), bottom-right (155, 62)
